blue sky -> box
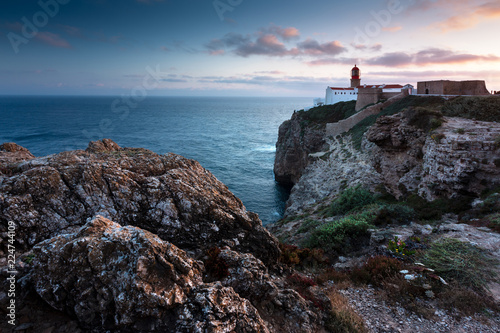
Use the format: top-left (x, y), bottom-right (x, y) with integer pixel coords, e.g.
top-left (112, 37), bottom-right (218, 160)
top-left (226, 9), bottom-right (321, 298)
top-left (1, 0), bottom-right (499, 96)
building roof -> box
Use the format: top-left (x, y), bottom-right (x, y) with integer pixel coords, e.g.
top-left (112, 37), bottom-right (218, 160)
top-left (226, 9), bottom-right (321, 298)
top-left (330, 87), bottom-right (355, 90)
top-left (357, 84), bottom-right (404, 89)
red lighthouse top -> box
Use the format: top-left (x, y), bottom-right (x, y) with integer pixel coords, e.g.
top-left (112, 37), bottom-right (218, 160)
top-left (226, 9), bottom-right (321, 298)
top-left (351, 65), bottom-right (360, 80)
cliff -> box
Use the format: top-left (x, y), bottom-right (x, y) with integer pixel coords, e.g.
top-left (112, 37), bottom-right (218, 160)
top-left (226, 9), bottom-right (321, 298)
top-left (268, 96), bottom-right (500, 331)
top-left (275, 95), bottom-right (500, 217)
top-left (0, 140), bottom-right (331, 333)
top-left (274, 101), bottom-right (356, 186)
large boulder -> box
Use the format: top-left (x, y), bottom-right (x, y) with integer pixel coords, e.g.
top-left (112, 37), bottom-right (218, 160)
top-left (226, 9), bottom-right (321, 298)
top-left (175, 282), bottom-right (270, 333)
top-left (0, 140), bottom-right (279, 265)
top-left (31, 216), bottom-right (204, 331)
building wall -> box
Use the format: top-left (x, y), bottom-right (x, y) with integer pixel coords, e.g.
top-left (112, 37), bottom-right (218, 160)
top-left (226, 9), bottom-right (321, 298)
top-left (355, 88), bottom-right (382, 111)
top-left (417, 80), bottom-right (490, 95)
top-left (325, 87), bottom-right (358, 104)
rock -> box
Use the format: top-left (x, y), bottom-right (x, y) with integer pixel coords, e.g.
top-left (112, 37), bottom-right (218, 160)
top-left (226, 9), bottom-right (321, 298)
top-left (175, 282), bottom-right (270, 333)
top-left (0, 143), bottom-right (35, 174)
top-left (274, 112), bottom-right (328, 186)
top-left (85, 138), bottom-right (121, 153)
top-left (367, 111), bottom-right (500, 200)
top-left (30, 216), bottom-right (203, 331)
top-left (0, 139), bottom-right (279, 265)
top-left (214, 248), bottom-right (321, 332)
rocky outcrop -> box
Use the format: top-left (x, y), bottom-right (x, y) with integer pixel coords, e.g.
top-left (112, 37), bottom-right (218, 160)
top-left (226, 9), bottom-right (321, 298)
top-left (367, 111), bottom-right (500, 200)
top-left (0, 140), bottom-right (279, 265)
top-left (0, 142), bottom-right (34, 173)
top-left (176, 282), bottom-right (270, 333)
top-left (274, 112), bottom-right (328, 186)
top-left (0, 140), bottom-right (336, 333)
top-left (31, 216), bottom-right (204, 331)
top-left (215, 248), bottom-right (320, 332)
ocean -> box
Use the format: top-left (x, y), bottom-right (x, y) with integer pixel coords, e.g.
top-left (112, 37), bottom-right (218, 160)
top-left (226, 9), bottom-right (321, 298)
top-left (0, 96), bottom-right (312, 225)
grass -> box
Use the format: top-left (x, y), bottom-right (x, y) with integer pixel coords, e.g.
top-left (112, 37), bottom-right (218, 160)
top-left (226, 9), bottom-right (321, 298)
top-left (296, 101), bottom-right (357, 126)
top-left (325, 289), bottom-right (367, 333)
top-left (420, 238), bottom-right (498, 291)
top-left (442, 96), bottom-right (500, 122)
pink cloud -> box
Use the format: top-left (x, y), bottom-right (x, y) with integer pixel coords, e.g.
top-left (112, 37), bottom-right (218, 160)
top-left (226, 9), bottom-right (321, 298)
top-left (36, 32), bottom-right (72, 49)
top-left (366, 48), bottom-right (500, 67)
top-left (382, 26), bottom-right (402, 32)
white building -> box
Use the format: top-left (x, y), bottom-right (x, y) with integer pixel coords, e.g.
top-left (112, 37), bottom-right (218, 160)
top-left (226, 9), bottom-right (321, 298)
top-left (325, 87), bottom-right (358, 104)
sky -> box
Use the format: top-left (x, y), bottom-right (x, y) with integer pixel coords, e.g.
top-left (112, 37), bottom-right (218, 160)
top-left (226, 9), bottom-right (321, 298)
top-left (0, 0), bottom-right (499, 97)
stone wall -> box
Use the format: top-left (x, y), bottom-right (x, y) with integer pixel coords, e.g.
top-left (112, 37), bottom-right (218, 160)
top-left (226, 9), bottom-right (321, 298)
top-left (327, 91), bottom-right (408, 137)
top-left (355, 88), bottom-right (382, 111)
top-left (417, 80), bottom-right (490, 95)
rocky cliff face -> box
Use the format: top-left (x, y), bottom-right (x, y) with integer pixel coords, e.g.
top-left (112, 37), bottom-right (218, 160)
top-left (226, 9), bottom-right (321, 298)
top-left (274, 112), bottom-right (328, 186)
top-left (274, 96), bottom-right (500, 216)
top-left (367, 111), bottom-right (500, 201)
top-left (0, 140), bottom-right (331, 333)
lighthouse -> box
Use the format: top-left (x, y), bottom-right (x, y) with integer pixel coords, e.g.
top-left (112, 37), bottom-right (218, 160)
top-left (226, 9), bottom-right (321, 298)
top-left (350, 64), bottom-right (361, 88)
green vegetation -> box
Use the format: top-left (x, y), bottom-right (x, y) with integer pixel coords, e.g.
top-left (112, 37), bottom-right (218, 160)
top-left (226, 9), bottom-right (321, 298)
top-left (296, 101), bottom-right (357, 126)
top-left (322, 185), bottom-right (375, 217)
top-left (404, 194), bottom-right (473, 221)
top-left (421, 238), bottom-right (498, 291)
top-left (304, 210), bottom-right (375, 254)
top-left (442, 96), bottom-right (500, 122)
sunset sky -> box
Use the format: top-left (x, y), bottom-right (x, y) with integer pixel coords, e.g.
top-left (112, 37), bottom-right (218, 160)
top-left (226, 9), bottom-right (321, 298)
top-left (1, 0), bottom-right (499, 96)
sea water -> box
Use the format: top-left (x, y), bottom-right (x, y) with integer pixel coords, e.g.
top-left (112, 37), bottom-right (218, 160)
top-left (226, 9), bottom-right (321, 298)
top-left (0, 96), bottom-right (311, 224)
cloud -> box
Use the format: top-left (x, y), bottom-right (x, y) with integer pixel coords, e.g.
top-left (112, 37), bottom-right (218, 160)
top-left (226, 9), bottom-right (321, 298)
top-left (234, 34), bottom-right (291, 57)
top-left (263, 25), bottom-right (300, 40)
top-left (36, 32), bottom-right (72, 49)
top-left (254, 70), bottom-right (285, 75)
top-left (307, 57), bottom-right (360, 66)
top-left (366, 48), bottom-right (500, 67)
top-left (296, 38), bottom-right (346, 56)
top-left (409, 0), bottom-right (500, 32)
top-left (382, 26), bottom-right (402, 32)
top-left (434, 1), bottom-right (500, 32)
top-left (58, 24), bottom-right (83, 37)
top-left (205, 26), bottom-right (345, 58)
top-left (351, 43), bottom-right (382, 51)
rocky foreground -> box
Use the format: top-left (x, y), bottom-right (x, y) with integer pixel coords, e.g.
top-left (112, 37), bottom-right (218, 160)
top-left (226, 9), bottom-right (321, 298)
top-left (0, 140), bottom-right (331, 333)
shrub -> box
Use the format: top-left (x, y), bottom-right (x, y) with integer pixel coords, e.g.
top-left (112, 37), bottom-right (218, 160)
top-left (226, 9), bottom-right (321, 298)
top-left (354, 255), bottom-right (404, 286)
top-left (421, 238), bottom-right (498, 291)
top-left (387, 236), bottom-right (416, 257)
top-left (279, 243), bottom-right (328, 268)
top-left (437, 283), bottom-right (499, 316)
top-left (372, 204), bottom-right (416, 226)
top-left (404, 194), bottom-right (473, 221)
top-left (324, 185), bottom-right (375, 217)
top-left (305, 212), bottom-right (374, 254)
top-left (297, 218), bottom-right (321, 234)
